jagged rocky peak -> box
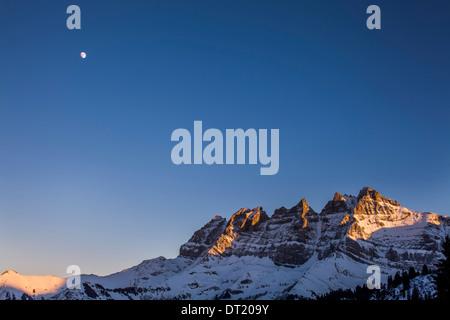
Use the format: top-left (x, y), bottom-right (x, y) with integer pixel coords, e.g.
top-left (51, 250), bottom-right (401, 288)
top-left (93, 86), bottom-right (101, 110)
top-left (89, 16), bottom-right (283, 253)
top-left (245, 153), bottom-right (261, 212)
top-left (357, 186), bottom-right (400, 206)
top-left (298, 198), bottom-right (312, 216)
top-left (321, 192), bottom-right (352, 215)
top-left (179, 215), bottom-right (228, 259)
top-left (333, 192), bottom-right (345, 202)
top-left (207, 207), bottom-right (269, 256)
top-left (270, 197), bottom-right (319, 231)
top-left (229, 207), bottom-right (269, 231)
top-left (352, 186), bottom-right (402, 221)
top-left (272, 197), bottom-right (316, 218)
top-left (320, 186), bottom-right (400, 218)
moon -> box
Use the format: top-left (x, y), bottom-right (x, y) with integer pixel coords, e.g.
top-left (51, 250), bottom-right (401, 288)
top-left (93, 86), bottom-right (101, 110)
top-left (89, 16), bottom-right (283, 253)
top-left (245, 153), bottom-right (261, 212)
top-left (80, 52), bottom-right (86, 59)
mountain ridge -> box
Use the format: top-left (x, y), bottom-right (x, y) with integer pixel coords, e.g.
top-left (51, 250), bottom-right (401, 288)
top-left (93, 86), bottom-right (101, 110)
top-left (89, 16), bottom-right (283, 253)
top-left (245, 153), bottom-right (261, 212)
top-left (1, 186), bottom-right (448, 300)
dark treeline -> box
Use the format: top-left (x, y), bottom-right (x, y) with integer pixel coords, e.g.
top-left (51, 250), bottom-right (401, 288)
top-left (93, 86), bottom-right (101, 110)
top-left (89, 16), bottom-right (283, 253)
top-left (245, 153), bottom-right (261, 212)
top-left (318, 236), bottom-right (450, 300)
top-left (317, 264), bottom-right (431, 301)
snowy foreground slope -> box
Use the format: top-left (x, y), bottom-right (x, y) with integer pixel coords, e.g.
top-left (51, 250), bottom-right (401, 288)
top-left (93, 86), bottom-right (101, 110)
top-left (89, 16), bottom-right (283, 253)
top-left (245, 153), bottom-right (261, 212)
top-left (1, 187), bottom-right (449, 300)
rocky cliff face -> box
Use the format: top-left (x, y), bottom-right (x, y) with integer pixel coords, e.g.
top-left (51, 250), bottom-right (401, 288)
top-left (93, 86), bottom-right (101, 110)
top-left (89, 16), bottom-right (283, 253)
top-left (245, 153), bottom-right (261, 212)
top-left (180, 187), bottom-right (448, 271)
top-left (1, 187), bottom-right (449, 300)
top-left (179, 215), bottom-right (228, 259)
top-left (180, 200), bottom-right (320, 266)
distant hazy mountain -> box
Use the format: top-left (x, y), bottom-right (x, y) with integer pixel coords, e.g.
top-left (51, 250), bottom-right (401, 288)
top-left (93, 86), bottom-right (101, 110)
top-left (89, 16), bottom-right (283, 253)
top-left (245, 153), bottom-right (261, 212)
top-left (1, 187), bottom-right (448, 300)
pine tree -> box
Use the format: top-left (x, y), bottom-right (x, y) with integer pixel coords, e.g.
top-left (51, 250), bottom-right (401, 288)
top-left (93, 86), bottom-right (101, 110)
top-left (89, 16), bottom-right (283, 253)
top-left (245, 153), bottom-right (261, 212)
top-left (433, 236), bottom-right (450, 300)
top-left (393, 271), bottom-right (402, 287)
top-left (408, 266), bottom-right (416, 279)
top-left (387, 275), bottom-right (393, 288)
top-left (422, 264), bottom-right (429, 276)
top-left (402, 270), bottom-right (410, 292)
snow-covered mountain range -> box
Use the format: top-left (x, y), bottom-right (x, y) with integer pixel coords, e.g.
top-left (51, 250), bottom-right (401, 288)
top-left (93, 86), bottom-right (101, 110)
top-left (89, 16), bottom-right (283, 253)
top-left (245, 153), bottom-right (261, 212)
top-left (1, 187), bottom-right (448, 300)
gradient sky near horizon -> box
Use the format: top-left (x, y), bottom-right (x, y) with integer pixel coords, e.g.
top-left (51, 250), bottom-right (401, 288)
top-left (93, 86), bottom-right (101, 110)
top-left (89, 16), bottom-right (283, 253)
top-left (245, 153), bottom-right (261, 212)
top-left (1, 0), bottom-right (449, 277)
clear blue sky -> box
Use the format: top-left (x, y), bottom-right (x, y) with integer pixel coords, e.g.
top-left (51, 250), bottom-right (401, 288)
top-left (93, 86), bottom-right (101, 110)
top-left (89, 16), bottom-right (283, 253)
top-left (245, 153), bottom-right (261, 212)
top-left (1, 0), bottom-right (449, 277)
